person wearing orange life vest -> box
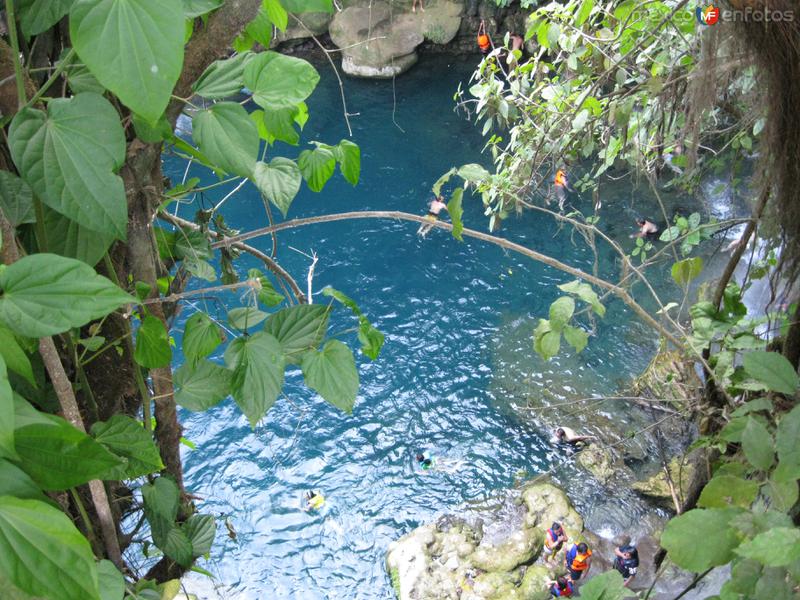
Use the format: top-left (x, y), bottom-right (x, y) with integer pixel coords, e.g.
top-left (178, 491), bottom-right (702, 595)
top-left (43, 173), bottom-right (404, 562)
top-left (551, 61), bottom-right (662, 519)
top-left (477, 20), bottom-right (491, 55)
top-left (543, 521), bottom-right (568, 564)
top-left (554, 168), bottom-right (573, 211)
top-left (564, 542), bottom-right (592, 581)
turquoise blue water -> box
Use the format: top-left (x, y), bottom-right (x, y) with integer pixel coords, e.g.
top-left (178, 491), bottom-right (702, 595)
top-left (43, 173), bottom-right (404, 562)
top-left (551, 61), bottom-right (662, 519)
top-left (163, 54), bottom-right (716, 599)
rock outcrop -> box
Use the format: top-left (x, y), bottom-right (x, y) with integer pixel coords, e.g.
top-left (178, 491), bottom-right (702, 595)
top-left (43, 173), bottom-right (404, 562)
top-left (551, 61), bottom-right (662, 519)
top-left (386, 482), bottom-right (585, 600)
top-left (328, 0), bottom-right (463, 77)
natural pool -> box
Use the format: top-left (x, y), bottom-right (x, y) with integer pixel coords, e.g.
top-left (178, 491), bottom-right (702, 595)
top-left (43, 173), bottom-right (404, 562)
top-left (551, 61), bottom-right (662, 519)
top-left (166, 53), bottom-right (737, 599)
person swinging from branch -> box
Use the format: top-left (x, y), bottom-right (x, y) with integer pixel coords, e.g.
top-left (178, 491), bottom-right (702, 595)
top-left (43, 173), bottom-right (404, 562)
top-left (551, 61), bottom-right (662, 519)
top-left (477, 20), bottom-right (492, 55)
top-left (417, 194), bottom-right (448, 238)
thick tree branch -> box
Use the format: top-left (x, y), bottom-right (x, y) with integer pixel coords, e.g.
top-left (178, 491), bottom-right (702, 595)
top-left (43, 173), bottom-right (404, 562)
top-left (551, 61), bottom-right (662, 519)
top-left (209, 210), bottom-right (684, 346)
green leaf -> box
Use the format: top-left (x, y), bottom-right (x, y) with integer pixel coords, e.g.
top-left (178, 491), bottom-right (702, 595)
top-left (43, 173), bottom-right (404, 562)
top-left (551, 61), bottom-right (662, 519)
top-left (264, 304), bottom-right (329, 362)
top-left (174, 228), bottom-right (212, 261)
top-left (228, 307), bottom-right (269, 330)
top-left (161, 527), bottom-right (193, 566)
top-left (357, 317), bottom-right (384, 360)
top-left (280, 0), bottom-right (332, 12)
top-left (0, 171), bottom-right (35, 227)
top-left (183, 312), bottom-right (223, 362)
top-left (671, 257), bottom-right (703, 286)
top-left (191, 51), bottom-right (253, 99)
top-left (575, 0), bottom-right (595, 26)
top-left (735, 528), bottom-right (800, 567)
top-left (697, 475), bottom-right (759, 509)
top-left (244, 6), bottom-right (272, 47)
top-left (661, 508), bottom-right (742, 572)
top-left (253, 158), bottom-right (302, 216)
top-left (0, 325), bottom-right (34, 386)
top-left (298, 147), bottom-right (336, 192)
top-left (0, 496), bottom-right (100, 600)
top-left (225, 332), bottom-right (285, 426)
top-left (775, 405), bottom-right (800, 481)
top-left (193, 102), bottom-right (260, 178)
top-left (456, 163), bottom-right (490, 182)
top-left (66, 62), bottom-right (105, 95)
top-left (91, 415), bottom-right (164, 479)
top-left (41, 205), bottom-right (115, 266)
top-left (14, 413), bottom-right (125, 489)
top-left (182, 0), bottom-right (223, 18)
top-left (762, 476), bottom-right (799, 512)
top-left (70, 0), bottom-right (185, 122)
top-left (254, 107), bottom-right (301, 145)
top-left (335, 139), bottom-right (361, 186)
top-left (244, 52), bottom-right (320, 110)
top-left (447, 188), bottom-right (464, 241)
top-left (132, 112), bottom-right (173, 143)
top-left (97, 560), bottom-right (125, 600)
top-left (741, 416), bottom-right (775, 471)
top-left (17, 0), bottom-right (75, 37)
top-left (301, 339), bottom-right (358, 413)
top-left (731, 397), bottom-right (773, 417)
top-left (134, 316), bottom-right (172, 369)
top-left (248, 269), bottom-right (285, 307)
top-left (262, 0), bottom-right (288, 30)
top-left (575, 569), bottom-right (634, 600)
top-left (563, 325), bottom-right (589, 353)
top-left (142, 475), bottom-right (179, 535)
top-left (0, 356), bottom-right (14, 460)
top-left (0, 254), bottom-right (132, 338)
top-left (0, 459), bottom-right (50, 502)
top-left (558, 280), bottom-right (605, 316)
top-left (174, 360), bottom-right (232, 412)
top-left (184, 258), bottom-right (216, 282)
top-left (549, 296), bottom-right (575, 328)
top-left (742, 351), bottom-right (799, 395)
top-left (8, 94), bottom-right (127, 239)
top-left (183, 513), bottom-right (215, 557)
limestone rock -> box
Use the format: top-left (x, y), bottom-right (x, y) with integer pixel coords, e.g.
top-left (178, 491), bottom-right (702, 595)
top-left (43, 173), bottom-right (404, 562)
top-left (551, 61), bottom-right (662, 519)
top-left (632, 456), bottom-right (695, 510)
top-left (518, 565), bottom-right (554, 600)
top-left (329, 0), bottom-right (462, 78)
top-left (576, 445), bottom-right (625, 484)
top-left (521, 482), bottom-right (583, 535)
top-left (471, 527), bottom-right (544, 573)
top-left (273, 12), bottom-right (332, 45)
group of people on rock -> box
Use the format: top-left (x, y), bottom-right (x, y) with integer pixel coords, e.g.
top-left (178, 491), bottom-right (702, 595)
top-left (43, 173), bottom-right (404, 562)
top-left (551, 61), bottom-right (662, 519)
top-left (544, 521), bottom-right (640, 597)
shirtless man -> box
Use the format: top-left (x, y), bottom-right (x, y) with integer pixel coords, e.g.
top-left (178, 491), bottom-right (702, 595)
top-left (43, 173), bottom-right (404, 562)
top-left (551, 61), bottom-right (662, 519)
top-left (635, 218), bottom-right (658, 238)
top-left (417, 195), bottom-right (448, 238)
top-left (553, 427), bottom-right (595, 448)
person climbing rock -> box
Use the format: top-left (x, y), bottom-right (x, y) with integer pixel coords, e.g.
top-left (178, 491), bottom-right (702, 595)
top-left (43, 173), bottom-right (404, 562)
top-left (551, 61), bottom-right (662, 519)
top-left (543, 521), bottom-right (569, 563)
top-left (564, 541), bottom-right (592, 581)
top-left (553, 168), bottom-right (574, 211)
top-left (416, 451), bottom-right (435, 470)
top-left (417, 195), bottom-right (448, 238)
top-left (305, 490), bottom-right (325, 511)
top-left (553, 426), bottom-right (595, 448)
top-left (613, 540), bottom-right (640, 587)
top-left (477, 20), bottom-right (491, 55)
top-left (548, 575), bottom-right (574, 597)
top-left (634, 217), bottom-right (659, 238)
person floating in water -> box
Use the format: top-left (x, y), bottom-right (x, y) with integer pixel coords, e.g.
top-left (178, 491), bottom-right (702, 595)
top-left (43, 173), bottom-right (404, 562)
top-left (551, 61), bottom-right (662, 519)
top-left (477, 20), bottom-right (491, 55)
top-left (416, 451), bottom-right (435, 471)
top-left (634, 217), bottom-right (659, 238)
top-left (548, 575), bottom-right (574, 597)
top-left (613, 538), bottom-right (640, 587)
top-left (305, 490), bottom-right (325, 511)
top-left (553, 426), bottom-right (595, 448)
top-left (543, 521), bottom-right (568, 564)
top-left (564, 541), bottom-right (593, 582)
top-left (553, 169), bottom-right (574, 211)
top-left (417, 195), bottom-right (448, 238)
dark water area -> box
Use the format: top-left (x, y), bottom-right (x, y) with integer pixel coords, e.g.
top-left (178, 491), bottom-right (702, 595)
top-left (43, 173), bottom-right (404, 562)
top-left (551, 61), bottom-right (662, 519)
top-left (160, 53), bottom-right (741, 599)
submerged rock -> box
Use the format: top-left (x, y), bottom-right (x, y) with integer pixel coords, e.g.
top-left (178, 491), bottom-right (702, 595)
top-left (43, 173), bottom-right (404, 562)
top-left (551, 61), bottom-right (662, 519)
top-left (631, 455), bottom-right (695, 510)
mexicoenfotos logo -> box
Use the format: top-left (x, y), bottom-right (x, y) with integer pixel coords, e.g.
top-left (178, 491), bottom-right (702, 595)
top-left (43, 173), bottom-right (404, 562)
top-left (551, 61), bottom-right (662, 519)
top-left (696, 4), bottom-right (720, 25)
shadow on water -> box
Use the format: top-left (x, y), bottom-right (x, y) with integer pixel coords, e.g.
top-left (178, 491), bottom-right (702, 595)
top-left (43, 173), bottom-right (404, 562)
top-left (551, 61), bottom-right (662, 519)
top-left (161, 53), bottom-right (743, 599)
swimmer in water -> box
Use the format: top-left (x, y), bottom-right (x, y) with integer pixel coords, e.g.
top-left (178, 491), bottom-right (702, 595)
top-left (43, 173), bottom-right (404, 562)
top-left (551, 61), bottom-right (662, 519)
top-left (416, 451), bottom-right (435, 470)
top-left (305, 490), bottom-right (325, 511)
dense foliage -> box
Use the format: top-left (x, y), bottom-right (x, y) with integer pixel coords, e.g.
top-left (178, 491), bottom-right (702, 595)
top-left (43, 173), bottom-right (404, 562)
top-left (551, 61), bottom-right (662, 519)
top-left (0, 0), bottom-right (384, 598)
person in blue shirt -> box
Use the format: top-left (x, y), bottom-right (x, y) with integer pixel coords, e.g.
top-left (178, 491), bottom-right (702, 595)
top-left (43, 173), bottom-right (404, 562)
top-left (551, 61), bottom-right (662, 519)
top-left (548, 575), bottom-right (574, 597)
top-left (613, 543), bottom-right (640, 587)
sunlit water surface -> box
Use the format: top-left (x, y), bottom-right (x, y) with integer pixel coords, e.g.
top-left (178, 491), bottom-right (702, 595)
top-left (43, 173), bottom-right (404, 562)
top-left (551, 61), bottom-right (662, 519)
top-left (161, 54), bottom-right (746, 599)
